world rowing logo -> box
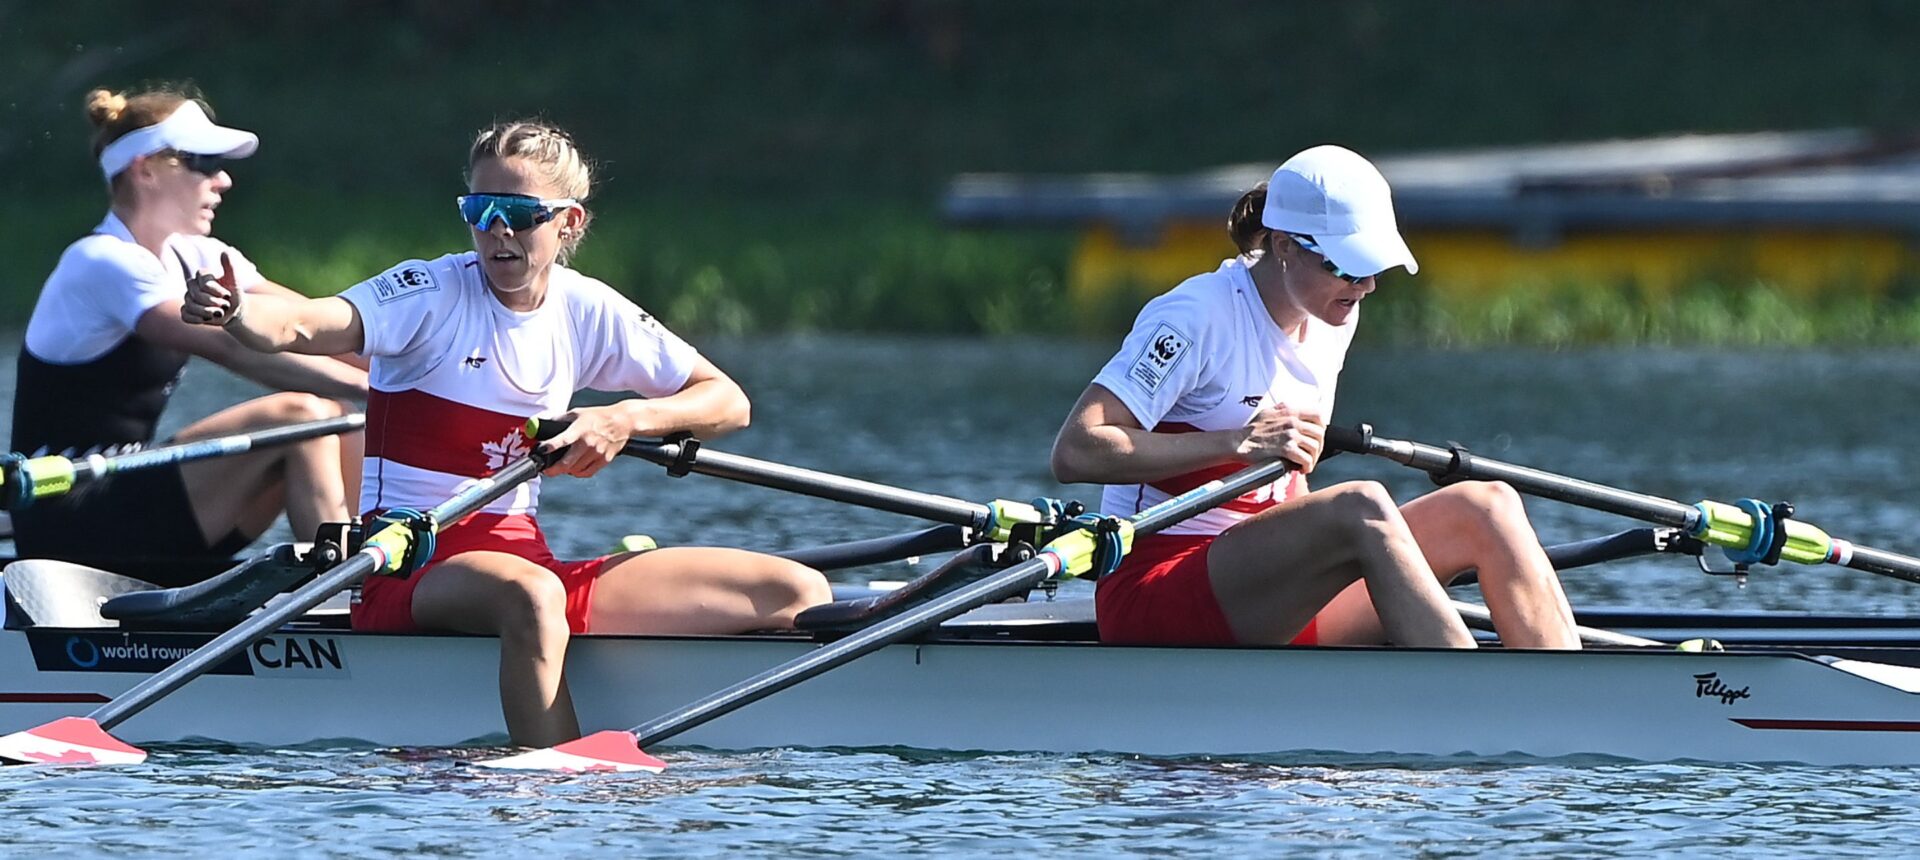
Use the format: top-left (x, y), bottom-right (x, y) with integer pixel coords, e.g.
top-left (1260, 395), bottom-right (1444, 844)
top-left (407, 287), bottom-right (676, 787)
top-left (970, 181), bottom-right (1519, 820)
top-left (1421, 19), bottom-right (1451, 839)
top-left (482, 429), bottom-right (531, 470)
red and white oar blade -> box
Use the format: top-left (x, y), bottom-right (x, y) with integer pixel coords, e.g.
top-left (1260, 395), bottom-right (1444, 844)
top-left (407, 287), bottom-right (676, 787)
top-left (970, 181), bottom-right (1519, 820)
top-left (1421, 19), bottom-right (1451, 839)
top-left (473, 729), bottom-right (666, 773)
top-left (0, 717), bottom-right (146, 766)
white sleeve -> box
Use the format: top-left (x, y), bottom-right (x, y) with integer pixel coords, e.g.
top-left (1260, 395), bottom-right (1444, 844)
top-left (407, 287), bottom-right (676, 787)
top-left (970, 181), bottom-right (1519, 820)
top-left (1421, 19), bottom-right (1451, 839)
top-left (81, 245), bottom-right (180, 332)
top-left (338, 258), bottom-right (456, 357)
top-left (211, 240), bottom-right (266, 290)
top-left (576, 284), bottom-right (700, 397)
top-left (1088, 290), bottom-right (1211, 429)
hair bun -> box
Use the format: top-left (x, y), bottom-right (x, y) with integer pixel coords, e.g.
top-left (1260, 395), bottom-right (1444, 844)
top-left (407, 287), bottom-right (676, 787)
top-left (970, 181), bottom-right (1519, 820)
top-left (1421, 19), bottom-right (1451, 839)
top-left (84, 88), bottom-right (128, 127)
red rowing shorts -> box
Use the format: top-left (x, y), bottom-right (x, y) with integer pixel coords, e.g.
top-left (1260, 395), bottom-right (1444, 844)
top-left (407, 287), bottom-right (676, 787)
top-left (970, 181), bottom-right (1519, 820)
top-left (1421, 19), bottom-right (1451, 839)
top-left (352, 512), bottom-right (609, 635)
top-left (1095, 533), bottom-right (1318, 646)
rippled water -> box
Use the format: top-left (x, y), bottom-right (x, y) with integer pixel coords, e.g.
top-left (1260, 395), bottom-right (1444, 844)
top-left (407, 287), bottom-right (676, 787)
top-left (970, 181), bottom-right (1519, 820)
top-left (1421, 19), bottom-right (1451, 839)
top-left (6, 335), bottom-right (1920, 855)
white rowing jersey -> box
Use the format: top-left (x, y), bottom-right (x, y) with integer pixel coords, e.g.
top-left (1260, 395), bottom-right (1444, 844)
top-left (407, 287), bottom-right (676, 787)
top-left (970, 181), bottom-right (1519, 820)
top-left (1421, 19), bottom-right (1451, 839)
top-left (24, 212), bottom-right (264, 364)
top-left (340, 252), bottom-right (700, 518)
top-left (1089, 256), bottom-right (1356, 536)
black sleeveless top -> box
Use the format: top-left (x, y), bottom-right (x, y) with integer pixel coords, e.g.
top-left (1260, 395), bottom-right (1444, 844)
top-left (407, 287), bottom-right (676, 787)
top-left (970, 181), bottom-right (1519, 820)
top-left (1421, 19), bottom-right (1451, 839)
top-left (9, 245), bottom-right (193, 456)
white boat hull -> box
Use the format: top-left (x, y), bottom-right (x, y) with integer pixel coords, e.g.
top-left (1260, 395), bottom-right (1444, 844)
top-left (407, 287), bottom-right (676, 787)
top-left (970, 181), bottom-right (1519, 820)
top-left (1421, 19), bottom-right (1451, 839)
top-left (4, 626), bottom-right (1920, 765)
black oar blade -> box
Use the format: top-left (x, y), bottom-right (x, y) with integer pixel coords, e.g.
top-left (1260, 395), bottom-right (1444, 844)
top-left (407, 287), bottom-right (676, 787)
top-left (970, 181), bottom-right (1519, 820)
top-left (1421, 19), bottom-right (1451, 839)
top-left (0, 716), bottom-right (146, 766)
top-left (475, 730), bottom-right (664, 773)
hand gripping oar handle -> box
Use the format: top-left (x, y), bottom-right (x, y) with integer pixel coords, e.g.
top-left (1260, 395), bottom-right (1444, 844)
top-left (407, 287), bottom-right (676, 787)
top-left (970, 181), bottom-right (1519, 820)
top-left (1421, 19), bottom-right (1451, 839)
top-left (3, 414), bottom-right (366, 510)
top-left (1326, 423), bottom-right (1920, 586)
top-left (622, 455), bottom-right (1296, 750)
top-left (84, 447), bottom-right (554, 734)
top-left (532, 420), bottom-right (1045, 541)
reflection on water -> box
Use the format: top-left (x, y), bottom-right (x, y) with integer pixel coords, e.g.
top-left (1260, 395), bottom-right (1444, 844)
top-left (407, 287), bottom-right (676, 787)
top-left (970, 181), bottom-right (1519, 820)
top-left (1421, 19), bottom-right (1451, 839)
top-left (4, 334), bottom-right (1920, 853)
top-left (2, 744), bottom-right (1915, 856)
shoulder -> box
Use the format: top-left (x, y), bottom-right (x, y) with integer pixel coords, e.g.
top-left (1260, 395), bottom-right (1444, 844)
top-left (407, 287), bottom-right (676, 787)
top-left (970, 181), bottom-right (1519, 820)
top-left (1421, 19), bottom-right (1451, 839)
top-left (55, 234), bottom-right (163, 283)
top-left (1134, 264), bottom-right (1237, 336)
top-left (551, 266), bottom-right (662, 327)
top-left (550, 264), bottom-right (629, 307)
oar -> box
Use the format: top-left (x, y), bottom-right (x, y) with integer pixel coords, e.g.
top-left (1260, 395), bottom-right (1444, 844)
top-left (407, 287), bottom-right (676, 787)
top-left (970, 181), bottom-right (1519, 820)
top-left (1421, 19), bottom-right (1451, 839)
top-left (591, 431), bottom-right (1048, 543)
top-left (1325, 424), bottom-right (1920, 585)
top-left (477, 456), bottom-right (1301, 773)
top-left (1450, 599), bottom-right (1661, 648)
top-left (0, 443), bottom-right (555, 767)
top-left (3, 414), bottom-right (365, 510)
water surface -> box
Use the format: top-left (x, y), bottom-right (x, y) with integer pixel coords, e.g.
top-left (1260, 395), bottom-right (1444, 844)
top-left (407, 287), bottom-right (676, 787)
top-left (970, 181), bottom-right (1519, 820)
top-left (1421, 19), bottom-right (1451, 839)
top-left (5, 335), bottom-right (1919, 856)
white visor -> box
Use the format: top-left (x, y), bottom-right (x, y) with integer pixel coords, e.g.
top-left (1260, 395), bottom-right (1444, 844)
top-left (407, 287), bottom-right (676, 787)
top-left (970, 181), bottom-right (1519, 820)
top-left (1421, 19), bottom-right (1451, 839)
top-left (98, 101), bottom-right (259, 182)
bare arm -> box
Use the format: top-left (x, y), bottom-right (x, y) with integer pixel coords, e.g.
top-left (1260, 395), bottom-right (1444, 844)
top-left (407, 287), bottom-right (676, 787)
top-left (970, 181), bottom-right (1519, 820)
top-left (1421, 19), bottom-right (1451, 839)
top-left (1050, 383), bottom-right (1324, 484)
top-left (137, 300), bottom-right (367, 401)
top-left (246, 279), bottom-right (370, 371)
top-left (540, 357), bottom-right (752, 478)
top-left (183, 268), bottom-right (367, 358)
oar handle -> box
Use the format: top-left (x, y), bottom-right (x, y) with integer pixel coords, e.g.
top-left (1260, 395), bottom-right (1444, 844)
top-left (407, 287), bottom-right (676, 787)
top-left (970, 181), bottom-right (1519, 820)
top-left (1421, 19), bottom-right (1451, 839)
top-left (627, 456), bottom-right (1298, 748)
top-left (89, 446), bottom-right (550, 732)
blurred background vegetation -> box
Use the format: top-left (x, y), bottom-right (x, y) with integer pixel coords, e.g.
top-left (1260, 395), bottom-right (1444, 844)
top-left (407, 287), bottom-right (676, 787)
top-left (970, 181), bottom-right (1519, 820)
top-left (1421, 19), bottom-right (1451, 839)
top-left (7, 1), bottom-right (1920, 342)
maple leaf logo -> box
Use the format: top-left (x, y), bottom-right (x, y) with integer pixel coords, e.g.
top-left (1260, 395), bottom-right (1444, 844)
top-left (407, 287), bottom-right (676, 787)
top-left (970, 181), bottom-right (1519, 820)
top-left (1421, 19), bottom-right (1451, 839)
top-left (481, 428), bottom-right (531, 470)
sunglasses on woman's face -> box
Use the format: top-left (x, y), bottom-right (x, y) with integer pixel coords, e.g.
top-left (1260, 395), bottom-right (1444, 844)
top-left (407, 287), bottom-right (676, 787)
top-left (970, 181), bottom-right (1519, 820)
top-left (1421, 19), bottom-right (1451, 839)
top-left (170, 152), bottom-right (228, 177)
top-left (1288, 234), bottom-right (1368, 284)
top-left (457, 193), bottom-right (578, 232)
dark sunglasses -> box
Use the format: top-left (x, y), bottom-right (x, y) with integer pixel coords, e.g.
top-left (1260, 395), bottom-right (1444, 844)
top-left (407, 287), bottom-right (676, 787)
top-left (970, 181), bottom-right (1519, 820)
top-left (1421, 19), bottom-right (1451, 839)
top-left (170, 152), bottom-right (229, 177)
top-left (1287, 233), bottom-right (1369, 284)
top-left (457, 193), bottom-right (578, 232)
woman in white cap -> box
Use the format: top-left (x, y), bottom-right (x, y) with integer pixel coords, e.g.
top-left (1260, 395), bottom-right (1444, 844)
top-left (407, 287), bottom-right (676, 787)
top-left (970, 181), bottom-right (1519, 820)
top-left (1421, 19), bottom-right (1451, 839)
top-left (9, 85), bottom-right (365, 584)
top-left (1050, 145), bottom-right (1579, 650)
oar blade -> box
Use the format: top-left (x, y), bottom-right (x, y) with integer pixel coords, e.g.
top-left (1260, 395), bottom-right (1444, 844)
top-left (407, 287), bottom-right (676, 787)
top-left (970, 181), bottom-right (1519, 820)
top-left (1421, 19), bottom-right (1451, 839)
top-left (474, 730), bottom-right (665, 773)
top-left (0, 717), bottom-right (146, 767)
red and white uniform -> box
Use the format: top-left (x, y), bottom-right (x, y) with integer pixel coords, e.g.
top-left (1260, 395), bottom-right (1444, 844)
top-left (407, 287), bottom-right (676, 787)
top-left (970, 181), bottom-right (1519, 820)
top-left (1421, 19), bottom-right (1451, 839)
top-left (1091, 256), bottom-right (1355, 536)
top-left (340, 252), bottom-right (698, 635)
top-left (1088, 257), bottom-right (1354, 646)
top-left (340, 252), bottom-right (698, 518)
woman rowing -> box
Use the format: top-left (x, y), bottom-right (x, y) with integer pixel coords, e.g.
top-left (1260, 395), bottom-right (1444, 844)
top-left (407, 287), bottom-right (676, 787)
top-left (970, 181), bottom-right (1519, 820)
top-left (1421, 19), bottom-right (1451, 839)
top-left (1050, 145), bottom-right (1580, 650)
top-left (10, 85), bottom-right (365, 584)
top-left (182, 120), bottom-right (832, 746)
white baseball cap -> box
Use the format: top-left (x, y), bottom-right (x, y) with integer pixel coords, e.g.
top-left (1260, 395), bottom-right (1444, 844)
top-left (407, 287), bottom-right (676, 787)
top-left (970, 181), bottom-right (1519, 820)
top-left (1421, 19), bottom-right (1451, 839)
top-left (97, 100), bottom-right (259, 182)
top-left (1259, 145), bottom-right (1418, 276)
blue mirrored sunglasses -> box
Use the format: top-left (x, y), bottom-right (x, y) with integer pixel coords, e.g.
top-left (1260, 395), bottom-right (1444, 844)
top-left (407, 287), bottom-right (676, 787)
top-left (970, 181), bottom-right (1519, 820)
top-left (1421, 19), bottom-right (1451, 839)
top-left (1287, 233), bottom-right (1368, 284)
top-left (456, 193), bottom-right (577, 232)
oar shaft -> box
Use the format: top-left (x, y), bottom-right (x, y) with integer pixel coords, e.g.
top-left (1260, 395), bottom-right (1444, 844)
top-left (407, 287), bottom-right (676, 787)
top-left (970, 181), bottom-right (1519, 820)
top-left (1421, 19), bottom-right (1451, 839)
top-left (8, 414), bottom-right (366, 509)
top-left (90, 452), bottom-right (546, 731)
top-left (1336, 425), bottom-right (1920, 586)
top-left (630, 457), bottom-right (1296, 748)
top-left (1451, 600), bottom-right (1659, 648)
top-left (1362, 436), bottom-right (1700, 527)
top-left (1843, 546), bottom-right (1920, 586)
top-left (101, 414), bottom-right (365, 476)
top-left (623, 439), bottom-right (992, 531)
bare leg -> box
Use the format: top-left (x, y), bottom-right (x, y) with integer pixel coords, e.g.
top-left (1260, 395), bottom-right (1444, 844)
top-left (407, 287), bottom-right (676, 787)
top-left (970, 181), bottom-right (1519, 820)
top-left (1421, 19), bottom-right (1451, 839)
top-left (174, 393), bottom-right (358, 544)
top-left (411, 551), bottom-right (580, 746)
top-left (1204, 481), bottom-right (1475, 648)
top-left (1401, 481), bottom-right (1579, 649)
top-left (587, 547), bottom-right (831, 634)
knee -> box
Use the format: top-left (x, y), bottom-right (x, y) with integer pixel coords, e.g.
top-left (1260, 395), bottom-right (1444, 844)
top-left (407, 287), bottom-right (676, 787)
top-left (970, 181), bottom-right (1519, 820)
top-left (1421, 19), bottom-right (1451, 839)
top-left (265, 392), bottom-right (347, 423)
top-left (493, 574), bottom-right (572, 644)
top-left (1326, 480), bottom-right (1400, 525)
top-left (760, 563), bottom-right (832, 626)
top-left (1445, 481), bottom-right (1531, 531)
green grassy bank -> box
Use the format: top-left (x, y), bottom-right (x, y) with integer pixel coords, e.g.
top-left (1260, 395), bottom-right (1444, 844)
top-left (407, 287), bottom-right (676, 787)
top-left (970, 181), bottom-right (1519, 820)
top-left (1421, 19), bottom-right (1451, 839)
top-left (9, 2), bottom-right (1920, 344)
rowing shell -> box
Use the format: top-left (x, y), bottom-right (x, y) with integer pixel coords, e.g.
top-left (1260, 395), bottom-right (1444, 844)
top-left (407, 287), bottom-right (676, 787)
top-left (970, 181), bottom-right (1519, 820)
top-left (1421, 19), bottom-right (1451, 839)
top-left (4, 599), bottom-right (1920, 766)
